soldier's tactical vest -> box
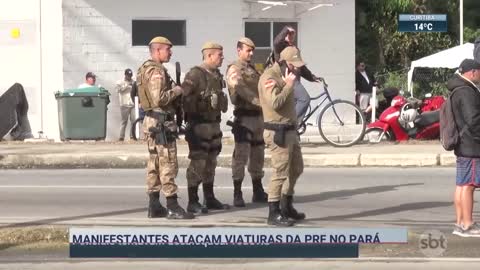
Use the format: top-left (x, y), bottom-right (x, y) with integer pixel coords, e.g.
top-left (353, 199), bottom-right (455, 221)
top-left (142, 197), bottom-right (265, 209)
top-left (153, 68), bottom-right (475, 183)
top-left (227, 61), bottom-right (260, 111)
top-left (136, 60), bottom-right (173, 112)
top-left (185, 66), bottom-right (226, 115)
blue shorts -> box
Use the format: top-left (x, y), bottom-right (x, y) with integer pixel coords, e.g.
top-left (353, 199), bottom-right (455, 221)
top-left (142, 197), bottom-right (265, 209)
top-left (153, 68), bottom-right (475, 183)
top-left (456, 157), bottom-right (480, 187)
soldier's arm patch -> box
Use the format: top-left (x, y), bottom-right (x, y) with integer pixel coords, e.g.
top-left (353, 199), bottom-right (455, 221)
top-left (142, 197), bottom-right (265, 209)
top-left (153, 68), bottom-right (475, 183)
top-left (145, 66), bottom-right (163, 82)
top-left (151, 70), bottom-right (162, 80)
top-left (146, 68), bottom-right (165, 101)
top-left (181, 69), bottom-right (201, 96)
top-left (264, 79), bottom-right (277, 90)
top-left (226, 66), bottom-right (240, 88)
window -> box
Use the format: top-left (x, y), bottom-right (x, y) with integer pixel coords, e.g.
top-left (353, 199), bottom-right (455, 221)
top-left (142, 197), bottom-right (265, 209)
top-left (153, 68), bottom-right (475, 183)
top-left (244, 21), bottom-right (298, 69)
top-left (132, 20), bottom-right (186, 46)
top-left (244, 22), bottom-right (271, 48)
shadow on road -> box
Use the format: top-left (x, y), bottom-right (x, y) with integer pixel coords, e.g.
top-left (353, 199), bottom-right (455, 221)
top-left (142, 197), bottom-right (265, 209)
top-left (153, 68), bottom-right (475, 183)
top-left (0, 208), bottom-right (146, 229)
top-left (294, 183), bottom-right (424, 204)
top-left (204, 183), bottom-right (425, 218)
top-left (307, 201), bottom-right (452, 222)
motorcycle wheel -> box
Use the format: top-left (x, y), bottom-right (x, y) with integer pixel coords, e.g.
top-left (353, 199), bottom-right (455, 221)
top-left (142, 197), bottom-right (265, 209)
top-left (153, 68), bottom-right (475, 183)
top-left (364, 128), bottom-right (394, 144)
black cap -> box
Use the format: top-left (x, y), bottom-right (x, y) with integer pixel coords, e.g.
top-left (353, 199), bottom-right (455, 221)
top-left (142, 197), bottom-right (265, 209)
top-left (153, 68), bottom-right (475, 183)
top-left (85, 72), bottom-right (96, 79)
top-left (459, 59), bottom-right (480, 74)
top-left (125, 68), bottom-right (133, 76)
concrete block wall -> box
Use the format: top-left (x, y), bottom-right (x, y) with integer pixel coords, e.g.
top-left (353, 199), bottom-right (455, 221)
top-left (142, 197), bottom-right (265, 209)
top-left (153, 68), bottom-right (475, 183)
top-left (63, 0), bottom-right (244, 140)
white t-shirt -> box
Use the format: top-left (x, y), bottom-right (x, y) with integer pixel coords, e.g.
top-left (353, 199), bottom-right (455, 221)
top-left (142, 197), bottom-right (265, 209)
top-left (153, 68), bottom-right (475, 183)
top-left (360, 71), bottom-right (370, 84)
top-left (78, 83), bottom-right (95, 88)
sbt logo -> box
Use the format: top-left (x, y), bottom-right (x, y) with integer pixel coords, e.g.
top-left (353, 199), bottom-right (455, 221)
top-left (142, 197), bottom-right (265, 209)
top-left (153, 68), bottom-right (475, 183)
top-left (418, 230), bottom-right (447, 257)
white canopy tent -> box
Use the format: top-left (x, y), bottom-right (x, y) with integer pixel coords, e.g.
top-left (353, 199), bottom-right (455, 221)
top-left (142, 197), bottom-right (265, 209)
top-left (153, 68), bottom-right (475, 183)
top-left (407, 42), bottom-right (474, 95)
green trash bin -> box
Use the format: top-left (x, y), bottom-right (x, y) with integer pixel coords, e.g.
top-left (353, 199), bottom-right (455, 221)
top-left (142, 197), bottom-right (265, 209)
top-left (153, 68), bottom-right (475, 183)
top-left (55, 86), bottom-right (110, 141)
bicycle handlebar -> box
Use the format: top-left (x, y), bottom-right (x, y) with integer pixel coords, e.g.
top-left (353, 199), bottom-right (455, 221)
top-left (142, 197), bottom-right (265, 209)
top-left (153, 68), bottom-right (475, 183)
top-left (320, 78), bottom-right (328, 88)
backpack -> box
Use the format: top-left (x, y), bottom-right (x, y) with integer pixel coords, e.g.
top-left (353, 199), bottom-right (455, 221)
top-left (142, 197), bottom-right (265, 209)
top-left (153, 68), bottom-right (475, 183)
top-left (439, 88), bottom-right (465, 151)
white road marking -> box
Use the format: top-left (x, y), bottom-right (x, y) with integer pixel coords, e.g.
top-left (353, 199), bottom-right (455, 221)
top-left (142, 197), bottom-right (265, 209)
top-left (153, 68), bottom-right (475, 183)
top-left (0, 185), bottom-right (244, 189)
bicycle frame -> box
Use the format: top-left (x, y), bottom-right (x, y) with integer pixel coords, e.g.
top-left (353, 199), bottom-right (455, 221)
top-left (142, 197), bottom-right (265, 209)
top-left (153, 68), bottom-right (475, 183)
top-left (299, 80), bottom-right (344, 128)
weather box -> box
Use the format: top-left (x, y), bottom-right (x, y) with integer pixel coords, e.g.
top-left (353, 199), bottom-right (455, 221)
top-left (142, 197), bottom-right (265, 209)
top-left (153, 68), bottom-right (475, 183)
top-left (398, 14), bottom-right (447, 32)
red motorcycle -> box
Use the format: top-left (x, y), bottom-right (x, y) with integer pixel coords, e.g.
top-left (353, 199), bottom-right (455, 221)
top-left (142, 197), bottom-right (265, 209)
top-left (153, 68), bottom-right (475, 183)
top-left (364, 94), bottom-right (445, 143)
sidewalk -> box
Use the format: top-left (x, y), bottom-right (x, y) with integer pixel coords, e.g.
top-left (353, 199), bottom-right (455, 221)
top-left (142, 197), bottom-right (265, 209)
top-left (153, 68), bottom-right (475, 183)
top-left (0, 135), bottom-right (455, 169)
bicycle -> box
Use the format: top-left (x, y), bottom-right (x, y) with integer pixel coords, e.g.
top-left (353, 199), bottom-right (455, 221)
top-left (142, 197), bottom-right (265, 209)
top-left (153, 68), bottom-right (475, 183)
top-left (297, 79), bottom-right (366, 147)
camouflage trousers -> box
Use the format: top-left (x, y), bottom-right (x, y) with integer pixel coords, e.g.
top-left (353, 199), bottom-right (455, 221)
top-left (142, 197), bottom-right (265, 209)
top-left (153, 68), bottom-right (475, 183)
top-left (231, 115), bottom-right (265, 182)
top-left (186, 122), bottom-right (222, 187)
top-left (145, 136), bottom-right (179, 197)
top-left (263, 129), bottom-right (304, 202)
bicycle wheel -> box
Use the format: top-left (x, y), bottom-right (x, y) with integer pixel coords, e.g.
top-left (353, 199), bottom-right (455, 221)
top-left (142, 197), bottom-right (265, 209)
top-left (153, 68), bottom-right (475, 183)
top-left (130, 117), bottom-right (143, 141)
top-left (317, 100), bottom-right (366, 147)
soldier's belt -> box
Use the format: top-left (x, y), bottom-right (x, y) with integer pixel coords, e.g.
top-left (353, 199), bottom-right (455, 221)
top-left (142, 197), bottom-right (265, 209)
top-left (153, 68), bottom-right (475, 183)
top-left (227, 120), bottom-right (265, 146)
top-left (263, 122), bottom-right (296, 147)
top-left (233, 108), bottom-right (262, 117)
top-left (185, 113), bottom-right (220, 123)
top-left (263, 122), bottom-right (296, 131)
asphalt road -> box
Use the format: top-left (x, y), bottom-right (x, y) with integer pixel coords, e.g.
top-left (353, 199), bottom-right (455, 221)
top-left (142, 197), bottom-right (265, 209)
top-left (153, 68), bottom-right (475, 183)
top-left (0, 168), bottom-right (462, 228)
top-left (1, 168), bottom-right (479, 263)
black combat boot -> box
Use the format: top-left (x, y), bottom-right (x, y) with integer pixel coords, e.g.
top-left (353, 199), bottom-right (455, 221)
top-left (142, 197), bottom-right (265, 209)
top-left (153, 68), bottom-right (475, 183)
top-left (166, 194), bottom-right (195, 219)
top-left (147, 192), bottom-right (167, 218)
top-left (267, 201), bottom-right (295, 227)
top-left (280, 195), bottom-right (306, 220)
top-left (203, 183), bottom-right (230, 210)
top-left (252, 178), bottom-right (268, 203)
top-left (187, 186), bottom-right (208, 214)
top-left (233, 180), bottom-right (245, 207)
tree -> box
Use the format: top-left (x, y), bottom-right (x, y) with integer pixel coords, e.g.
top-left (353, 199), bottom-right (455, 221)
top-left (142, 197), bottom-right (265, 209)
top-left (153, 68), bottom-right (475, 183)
top-left (464, 27), bottom-right (480, 43)
top-left (357, 0), bottom-right (458, 71)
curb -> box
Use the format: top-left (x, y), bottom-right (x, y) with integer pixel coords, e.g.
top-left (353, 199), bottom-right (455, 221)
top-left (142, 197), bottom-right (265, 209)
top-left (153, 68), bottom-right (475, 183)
top-left (0, 153), bottom-right (456, 169)
top-left (360, 154), bottom-right (439, 167)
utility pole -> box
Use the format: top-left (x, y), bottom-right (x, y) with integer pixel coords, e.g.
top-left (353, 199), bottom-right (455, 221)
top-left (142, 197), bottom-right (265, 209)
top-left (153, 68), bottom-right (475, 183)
top-left (460, 0), bottom-right (463, 44)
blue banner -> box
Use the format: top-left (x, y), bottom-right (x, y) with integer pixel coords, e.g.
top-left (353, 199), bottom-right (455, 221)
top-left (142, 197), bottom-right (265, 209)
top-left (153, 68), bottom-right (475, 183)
top-left (69, 227), bottom-right (407, 258)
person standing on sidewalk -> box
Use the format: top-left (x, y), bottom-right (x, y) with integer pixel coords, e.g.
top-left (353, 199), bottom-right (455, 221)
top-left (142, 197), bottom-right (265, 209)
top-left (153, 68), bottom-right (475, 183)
top-left (182, 42), bottom-right (230, 214)
top-left (258, 46), bottom-right (306, 227)
top-left (273, 25), bottom-right (321, 124)
top-left (355, 59), bottom-right (376, 113)
top-left (448, 59), bottom-right (480, 237)
top-left (136, 36), bottom-right (193, 220)
top-left (116, 68), bottom-right (135, 141)
top-left (226, 37), bottom-right (268, 207)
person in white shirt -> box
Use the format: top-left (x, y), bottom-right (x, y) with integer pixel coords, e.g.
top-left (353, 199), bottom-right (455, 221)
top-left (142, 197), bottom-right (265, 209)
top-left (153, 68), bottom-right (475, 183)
top-left (116, 69), bottom-right (135, 141)
top-left (78, 72), bottom-right (97, 88)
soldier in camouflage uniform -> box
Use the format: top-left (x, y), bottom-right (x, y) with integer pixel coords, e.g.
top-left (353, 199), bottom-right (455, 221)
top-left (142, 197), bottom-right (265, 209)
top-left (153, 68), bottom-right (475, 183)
top-left (136, 36), bottom-right (194, 219)
top-left (258, 46), bottom-right (306, 226)
top-left (226, 37), bottom-right (268, 207)
top-left (182, 42), bottom-right (230, 214)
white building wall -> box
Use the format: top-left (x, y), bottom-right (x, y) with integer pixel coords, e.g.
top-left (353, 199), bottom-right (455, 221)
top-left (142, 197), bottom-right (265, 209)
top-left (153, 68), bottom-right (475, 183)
top-left (41, 0), bottom-right (64, 141)
top-left (0, 0), bottom-right (63, 141)
top-left (300, 0), bottom-right (355, 109)
top-left (246, 1), bottom-right (356, 123)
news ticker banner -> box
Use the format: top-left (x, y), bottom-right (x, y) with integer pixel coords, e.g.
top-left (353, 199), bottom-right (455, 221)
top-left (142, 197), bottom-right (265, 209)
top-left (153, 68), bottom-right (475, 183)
top-left (70, 227), bottom-right (407, 258)
top-left (398, 14), bottom-right (447, 32)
